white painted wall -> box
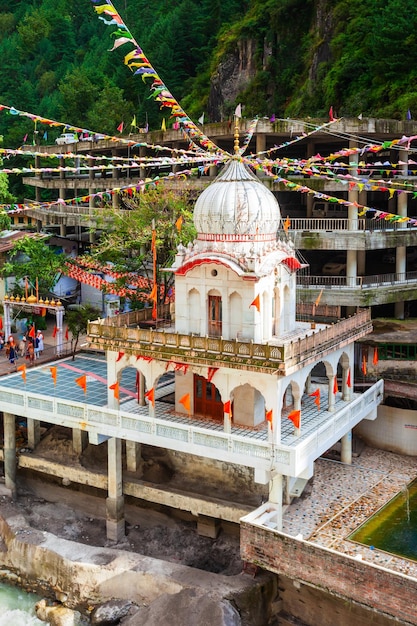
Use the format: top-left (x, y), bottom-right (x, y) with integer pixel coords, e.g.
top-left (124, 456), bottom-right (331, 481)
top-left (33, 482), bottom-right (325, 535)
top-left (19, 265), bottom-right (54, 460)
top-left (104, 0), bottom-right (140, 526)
top-left (355, 404), bottom-right (417, 456)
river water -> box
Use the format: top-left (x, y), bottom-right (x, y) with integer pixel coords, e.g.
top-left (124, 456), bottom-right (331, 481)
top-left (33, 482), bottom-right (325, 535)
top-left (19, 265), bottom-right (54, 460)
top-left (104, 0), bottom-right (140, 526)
top-left (0, 582), bottom-right (44, 625)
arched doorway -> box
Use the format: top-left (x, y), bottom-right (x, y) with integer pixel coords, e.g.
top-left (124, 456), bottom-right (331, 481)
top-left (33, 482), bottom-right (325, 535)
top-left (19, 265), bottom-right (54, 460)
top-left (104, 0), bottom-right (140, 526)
top-left (194, 374), bottom-right (223, 420)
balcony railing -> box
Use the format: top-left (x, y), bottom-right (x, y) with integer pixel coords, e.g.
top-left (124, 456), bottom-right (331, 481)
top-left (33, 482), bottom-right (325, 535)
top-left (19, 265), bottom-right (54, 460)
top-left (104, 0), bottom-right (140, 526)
top-left (287, 218), bottom-right (417, 232)
top-left (87, 309), bottom-right (371, 373)
top-left (297, 270), bottom-right (417, 288)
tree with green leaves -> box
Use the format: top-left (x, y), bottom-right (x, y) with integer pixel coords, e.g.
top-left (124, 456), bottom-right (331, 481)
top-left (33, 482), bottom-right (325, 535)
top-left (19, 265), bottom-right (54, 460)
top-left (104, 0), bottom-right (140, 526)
top-left (66, 303), bottom-right (100, 359)
top-left (85, 185), bottom-right (196, 308)
top-left (1, 236), bottom-right (66, 296)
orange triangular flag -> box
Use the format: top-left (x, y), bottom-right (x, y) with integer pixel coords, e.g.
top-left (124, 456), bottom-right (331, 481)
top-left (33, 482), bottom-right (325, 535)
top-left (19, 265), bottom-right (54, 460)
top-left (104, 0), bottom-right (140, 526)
top-left (314, 288), bottom-right (324, 307)
top-left (28, 325), bottom-right (36, 339)
top-left (333, 376), bottom-right (339, 394)
top-left (145, 387), bottom-right (155, 406)
top-left (362, 354), bottom-right (367, 376)
top-left (373, 347), bottom-right (378, 365)
top-left (75, 374), bottom-right (87, 394)
top-left (310, 388), bottom-right (320, 409)
top-left (224, 400), bottom-right (232, 415)
top-left (266, 409), bottom-right (273, 429)
top-left (149, 284), bottom-right (157, 302)
top-left (52, 326), bottom-right (58, 338)
top-left (17, 364), bottom-right (26, 383)
top-left (250, 295), bottom-right (260, 312)
top-left (347, 369), bottom-right (351, 388)
top-left (109, 381), bottom-right (120, 401)
top-left (287, 409), bottom-right (300, 429)
top-left (50, 366), bottom-right (57, 385)
top-left (175, 215), bottom-right (183, 232)
top-left (179, 393), bottom-right (191, 413)
top-left (283, 216), bottom-right (290, 232)
top-left (116, 351), bottom-right (125, 362)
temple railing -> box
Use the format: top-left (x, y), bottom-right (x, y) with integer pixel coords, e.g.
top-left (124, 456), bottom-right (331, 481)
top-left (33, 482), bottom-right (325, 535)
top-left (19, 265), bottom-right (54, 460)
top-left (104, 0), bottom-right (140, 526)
top-left (87, 309), bottom-right (371, 373)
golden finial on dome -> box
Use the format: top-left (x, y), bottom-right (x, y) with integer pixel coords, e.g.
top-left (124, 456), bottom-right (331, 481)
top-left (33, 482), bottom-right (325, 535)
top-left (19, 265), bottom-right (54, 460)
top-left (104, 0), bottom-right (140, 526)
top-left (9, 295), bottom-right (15, 301)
top-left (234, 103), bottom-right (241, 155)
top-left (27, 293), bottom-right (37, 304)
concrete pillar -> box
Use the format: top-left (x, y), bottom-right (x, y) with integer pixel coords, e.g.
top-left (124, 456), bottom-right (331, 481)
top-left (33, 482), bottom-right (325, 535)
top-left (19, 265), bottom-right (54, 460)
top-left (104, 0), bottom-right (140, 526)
top-left (328, 375), bottom-right (336, 412)
top-left (138, 371), bottom-right (146, 406)
top-left (283, 475), bottom-right (291, 506)
top-left (72, 428), bottom-right (88, 455)
top-left (342, 367), bottom-right (351, 401)
top-left (106, 437), bottom-right (125, 541)
top-left (59, 224), bottom-right (67, 237)
top-left (27, 418), bottom-right (40, 450)
top-left (197, 515), bottom-right (220, 538)
top-left (341, 431), bottom-right (352, 464)
top-left (125, 440), bottom-right (143, 475)
top-left (3, 302), bottom-right (11, 344)
top-left (3, 412), bottom-right (17, 498)
top-left (305, 373), bottom-right (312, 394)
top-left (268, 473), bottom-right (283, 531)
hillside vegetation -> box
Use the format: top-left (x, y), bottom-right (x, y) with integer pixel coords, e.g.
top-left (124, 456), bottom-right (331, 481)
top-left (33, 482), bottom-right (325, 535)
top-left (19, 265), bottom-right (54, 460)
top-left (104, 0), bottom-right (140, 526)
top-left (0, 0), bottom-right (416, 146)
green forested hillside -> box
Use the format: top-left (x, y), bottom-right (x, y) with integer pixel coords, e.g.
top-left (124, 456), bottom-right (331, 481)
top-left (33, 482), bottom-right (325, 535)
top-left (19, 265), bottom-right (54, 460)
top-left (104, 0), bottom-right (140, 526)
top-left (0, 0), bottom-right (416, 147)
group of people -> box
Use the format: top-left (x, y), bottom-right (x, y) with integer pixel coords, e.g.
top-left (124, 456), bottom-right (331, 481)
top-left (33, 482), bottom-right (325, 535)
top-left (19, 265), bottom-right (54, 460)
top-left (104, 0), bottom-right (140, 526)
top-left (0, 327), bottom-right (44, 368)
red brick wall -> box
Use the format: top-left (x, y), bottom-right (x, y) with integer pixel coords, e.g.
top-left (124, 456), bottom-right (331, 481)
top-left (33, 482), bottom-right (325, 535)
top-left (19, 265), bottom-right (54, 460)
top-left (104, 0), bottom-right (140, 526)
top-left (241, 522), bottom-right (417, 625)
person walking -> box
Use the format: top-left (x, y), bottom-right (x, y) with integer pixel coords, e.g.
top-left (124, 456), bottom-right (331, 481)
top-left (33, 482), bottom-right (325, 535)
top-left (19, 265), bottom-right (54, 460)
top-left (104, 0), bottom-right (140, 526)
top-left (26, 338), bottom-right (35, 365)
top-left (18, 336), bottom-right (26, 357)
top-left (8, 342), bottom-right (17, 369)
top-left (36, 330), bottom-right (44, 356)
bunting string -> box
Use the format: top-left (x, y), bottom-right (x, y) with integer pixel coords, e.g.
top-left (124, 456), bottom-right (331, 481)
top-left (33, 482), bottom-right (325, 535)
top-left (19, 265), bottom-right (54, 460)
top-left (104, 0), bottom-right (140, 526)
top-left (89, 0), bottom-right (228, 156)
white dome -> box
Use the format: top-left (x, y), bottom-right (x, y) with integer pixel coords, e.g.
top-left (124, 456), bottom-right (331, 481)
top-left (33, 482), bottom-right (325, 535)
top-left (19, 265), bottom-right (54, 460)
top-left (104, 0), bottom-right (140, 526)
top-left (193, 158), bottom-right (281, 241)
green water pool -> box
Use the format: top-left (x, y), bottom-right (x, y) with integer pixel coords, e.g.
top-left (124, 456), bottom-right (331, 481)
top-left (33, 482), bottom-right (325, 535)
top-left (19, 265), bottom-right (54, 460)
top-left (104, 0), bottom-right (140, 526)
top-left (349, 479), bottom-right (417, 561)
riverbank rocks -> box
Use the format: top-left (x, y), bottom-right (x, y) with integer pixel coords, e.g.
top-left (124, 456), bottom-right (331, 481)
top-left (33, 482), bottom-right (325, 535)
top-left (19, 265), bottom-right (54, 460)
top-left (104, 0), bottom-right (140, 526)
top-left (120, 588), bottom-right (241, 626)
top-left (35, 598), bottom-right (82, 626)
top-left (0, 500), bottom-right (276, 626)
top-left (91, 599), bottom-right (133, 624)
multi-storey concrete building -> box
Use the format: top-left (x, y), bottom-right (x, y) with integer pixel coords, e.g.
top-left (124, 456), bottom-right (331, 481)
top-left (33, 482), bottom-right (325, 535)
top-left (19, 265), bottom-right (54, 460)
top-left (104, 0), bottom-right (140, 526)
top-left (22, 117), bottom-right (417, 319)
